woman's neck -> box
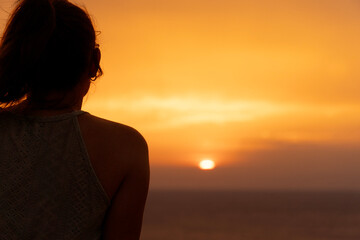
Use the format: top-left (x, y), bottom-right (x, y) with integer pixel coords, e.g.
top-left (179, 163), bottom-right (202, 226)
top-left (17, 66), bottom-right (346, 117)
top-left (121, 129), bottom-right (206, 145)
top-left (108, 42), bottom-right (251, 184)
top-left (12, 97), bottom-right (83, 116)
top-left (5, 79), bottom-right (89, 116)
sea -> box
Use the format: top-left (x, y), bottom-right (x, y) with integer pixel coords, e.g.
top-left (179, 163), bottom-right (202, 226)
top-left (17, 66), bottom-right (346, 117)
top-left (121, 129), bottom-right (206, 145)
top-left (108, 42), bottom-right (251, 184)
top-left (140, 190), bottom-right (360, 240)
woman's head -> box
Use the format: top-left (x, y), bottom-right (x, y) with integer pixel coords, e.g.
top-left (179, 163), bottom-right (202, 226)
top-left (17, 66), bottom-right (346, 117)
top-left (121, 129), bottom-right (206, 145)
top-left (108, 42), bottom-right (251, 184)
top-left (0, 0), bottom-right (102, 106)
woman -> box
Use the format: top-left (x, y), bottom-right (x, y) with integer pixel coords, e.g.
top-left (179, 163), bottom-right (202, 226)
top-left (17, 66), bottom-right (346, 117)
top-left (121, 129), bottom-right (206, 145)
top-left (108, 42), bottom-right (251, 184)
top-left (0, 0), bottom-right (149, 239)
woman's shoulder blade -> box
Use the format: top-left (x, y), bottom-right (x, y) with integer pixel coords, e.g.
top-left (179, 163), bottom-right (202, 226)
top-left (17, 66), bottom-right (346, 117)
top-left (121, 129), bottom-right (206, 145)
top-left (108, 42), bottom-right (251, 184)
top-left (78, 112), bottom-right (147, 163)
top-left (77, 112), bottom-right (149, 199)
top-left (80, 113), bottom-right (145, 141)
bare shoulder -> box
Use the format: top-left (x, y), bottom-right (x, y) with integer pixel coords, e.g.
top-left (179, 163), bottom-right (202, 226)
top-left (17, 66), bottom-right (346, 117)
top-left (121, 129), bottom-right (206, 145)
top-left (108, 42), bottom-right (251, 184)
top-left (77, 112), bottom-right (149, 202)
top-left (77, 112), bottom-right (148, 170)
top-left (82, 113), bottom-right (146, 145)
top-left (81, 115), bottom-right (150, 240)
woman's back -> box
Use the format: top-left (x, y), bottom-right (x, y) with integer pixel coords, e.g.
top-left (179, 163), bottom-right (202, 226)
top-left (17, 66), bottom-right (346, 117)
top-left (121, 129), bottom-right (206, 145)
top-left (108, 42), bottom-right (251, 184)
top-left (0, 108), bottom-right (149, 239)
top-left (0, 110), bottom-right (109, 239)
top-left (0, 0), bottom-right (150, 238)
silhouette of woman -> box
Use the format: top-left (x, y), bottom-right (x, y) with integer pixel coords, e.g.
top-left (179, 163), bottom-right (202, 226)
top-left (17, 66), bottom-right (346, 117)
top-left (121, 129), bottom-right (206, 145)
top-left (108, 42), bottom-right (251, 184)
top-left (0, 0), bottom-right (149, 239)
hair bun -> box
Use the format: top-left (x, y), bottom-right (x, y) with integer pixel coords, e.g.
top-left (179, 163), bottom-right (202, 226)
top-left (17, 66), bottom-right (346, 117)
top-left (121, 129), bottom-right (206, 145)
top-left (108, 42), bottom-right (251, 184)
top-left (0, 0), bottom-right (101, 105)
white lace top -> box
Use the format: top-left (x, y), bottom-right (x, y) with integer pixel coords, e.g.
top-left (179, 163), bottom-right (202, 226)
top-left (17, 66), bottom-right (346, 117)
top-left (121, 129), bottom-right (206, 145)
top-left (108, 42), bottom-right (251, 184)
top-left (0, 110), bottom-right (110, 240)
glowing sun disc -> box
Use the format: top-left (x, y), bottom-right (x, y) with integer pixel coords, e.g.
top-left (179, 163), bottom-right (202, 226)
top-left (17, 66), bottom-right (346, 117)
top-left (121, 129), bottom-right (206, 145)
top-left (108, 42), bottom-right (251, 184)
top-left (199, 159), bottom-right (215, 170)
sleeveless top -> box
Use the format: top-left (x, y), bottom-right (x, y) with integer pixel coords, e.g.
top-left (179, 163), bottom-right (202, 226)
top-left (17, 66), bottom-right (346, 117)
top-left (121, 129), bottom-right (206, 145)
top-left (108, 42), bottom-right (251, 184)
top-left (0, 110), bottom-right (110, 240)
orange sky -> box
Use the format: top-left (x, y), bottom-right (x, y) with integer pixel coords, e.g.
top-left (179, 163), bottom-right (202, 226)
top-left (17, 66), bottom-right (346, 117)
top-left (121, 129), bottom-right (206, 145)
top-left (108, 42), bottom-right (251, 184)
top-left (1, 0), bottom-right (359, 190)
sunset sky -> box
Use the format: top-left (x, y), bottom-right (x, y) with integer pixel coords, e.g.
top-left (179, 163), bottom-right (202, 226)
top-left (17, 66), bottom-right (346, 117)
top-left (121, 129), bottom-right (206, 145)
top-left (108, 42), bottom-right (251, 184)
top-left (1, 0), bottom-right (360, 190)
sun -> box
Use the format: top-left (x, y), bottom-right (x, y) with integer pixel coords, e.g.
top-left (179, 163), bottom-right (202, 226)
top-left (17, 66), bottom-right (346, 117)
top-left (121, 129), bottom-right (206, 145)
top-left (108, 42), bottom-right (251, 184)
top-left (199, 159), bottom-right (216, 170)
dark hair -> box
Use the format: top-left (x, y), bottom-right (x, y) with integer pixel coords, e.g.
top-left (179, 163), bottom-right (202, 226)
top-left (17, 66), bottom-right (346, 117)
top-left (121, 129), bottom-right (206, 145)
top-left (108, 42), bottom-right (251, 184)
top-left (0, 0), bottom-right (102, 106)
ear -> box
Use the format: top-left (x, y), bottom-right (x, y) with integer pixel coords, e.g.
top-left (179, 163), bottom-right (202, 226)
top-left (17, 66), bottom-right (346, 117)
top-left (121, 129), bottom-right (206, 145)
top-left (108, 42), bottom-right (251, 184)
top-left (89, 47), bottom-right (101, 78)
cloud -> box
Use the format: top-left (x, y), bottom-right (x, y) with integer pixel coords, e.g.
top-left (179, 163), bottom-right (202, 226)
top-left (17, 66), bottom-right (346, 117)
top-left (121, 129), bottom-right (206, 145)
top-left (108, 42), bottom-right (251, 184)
top-left (85, 96), bottom-right (359, 128)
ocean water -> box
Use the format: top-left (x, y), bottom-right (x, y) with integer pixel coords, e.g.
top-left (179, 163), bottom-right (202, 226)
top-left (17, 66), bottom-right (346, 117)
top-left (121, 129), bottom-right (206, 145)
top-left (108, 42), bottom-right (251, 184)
top-left (141, 190), bottom-right (360, 240)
